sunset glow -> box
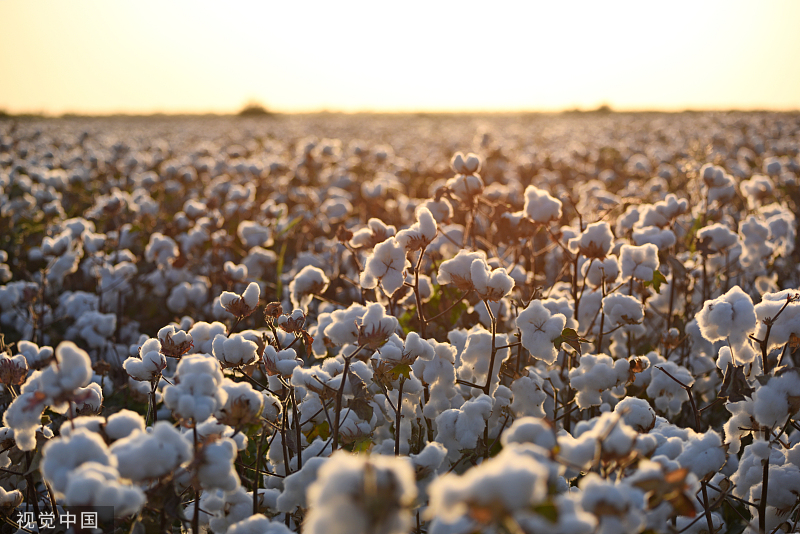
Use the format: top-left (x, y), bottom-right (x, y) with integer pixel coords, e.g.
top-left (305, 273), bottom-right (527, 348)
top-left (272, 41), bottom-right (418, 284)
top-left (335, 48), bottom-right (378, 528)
top-left (1, 0), bottom-right (799, 114)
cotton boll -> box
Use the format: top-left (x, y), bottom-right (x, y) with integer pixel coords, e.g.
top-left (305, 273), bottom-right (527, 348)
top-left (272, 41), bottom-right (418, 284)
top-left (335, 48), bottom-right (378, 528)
top-left (752, 371), bottom-right (800, 428)
top-left (197, 437), bottom-right (240, 492)
top-left (579, 473), bottom-right (646, 534)
top-left (437, 249), bottom-right (485, 292)
top-left (224, 261), bottom-right (248, 282)
top-left (582, 256), bottom-right (620, 288)
top-left (602, 293), bottom-right (644, 329)
top-left (516, 300), bottom-right (566, 364)
top-left (469, 260), bottom-right (514, 302)
top-left (349, 218), bottom-right (397, 249)
top-left (632, 226), bottom-right (676, 250)
top-left (675, 429), bottom-right (727, 480)
top-left (360, 237), bottom-right (407, 297)
top-left (427, 447), bottom-right (548, 523)
top-left (212, 333), bottom-right (259, 368)
top-left (569, 354), bottom-right (630, 409)
top-left (289, 265), bottom-right (330, 311)
top-left (619, 243), bottom-right (659, 281)
top-left (395, 206), bottom-right (438, 251)
top-left (696, 286), bottom-right (756, 347)
top-left (216, 379), bottom-right (264, 427)
top-left (697, 223), bottom-right (739, 253)
top-left (613, 397), bottom-right (656, 432)
top-left (104, 409), bottom-right (145, 441)
top-left (163, 354), bottom-right (227, 424)
top-left (41, 428), bottom-right (117, 496)
top-left (523, 185), bottom-right (562, 223)
top-left (357, 302), bottom-right (398, 349)
top-left (277, 457), bottom-right (328, 513)
top-left (305, 451), bottom-right (416, 534)
top-left (2, 391), bottom-right (48, 450)
top-left (207, 486), bottom-right (255, 533)
top-left (110, 421), bottom-right (192, 481)
top-left (144, 232), bottom-right (179, 267)
top-left (569, 221), bottom-right (614, 259)
top-left (510, 374), bottom-right (548, 419)
top-left (123, 337), bottom-right (166, 381)
top-left (237, 220), bottom-right (273, 249)
top-left (228, 514), bottom-right (293, 534)
top-left (501, 417), bottom-right (557, 451)
top-left (63, 462), bottom-right (145, 517)
top-left (187, 321), bottom-right (227, 354)
top-left (646, 361), bottom-right (693, 417)
top-left (753, 290), bottom-right (800, 351)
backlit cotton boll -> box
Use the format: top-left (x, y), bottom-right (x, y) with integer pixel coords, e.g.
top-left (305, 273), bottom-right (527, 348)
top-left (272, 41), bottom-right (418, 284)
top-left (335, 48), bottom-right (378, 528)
top-left (110, 421), bottom-right (193, 481)
top-left (220, 281), bottom-right (261, 318)
top-left (163, 354), bottom-right (227, 424)
top-left (304, 452), bottom-right (416, 534)
top-left (123, 337), bottom-right (166, 381)
top-left (516, 300), bottom-right (566, 364)
top-left (619, 243), bottom-right (659, 281)
top-left (395, 206), bottom-right (438, 251)
top-left (360, 237), bottom-right (408, 297)
top-left (289, 265), bottom-right (330, 311)
top-left (523, 185), bottom-right (562, 223)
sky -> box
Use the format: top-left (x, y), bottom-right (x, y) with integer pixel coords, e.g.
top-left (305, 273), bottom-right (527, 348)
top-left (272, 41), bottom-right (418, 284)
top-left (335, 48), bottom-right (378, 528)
top-left (1, 0), bottom-right (799, 115)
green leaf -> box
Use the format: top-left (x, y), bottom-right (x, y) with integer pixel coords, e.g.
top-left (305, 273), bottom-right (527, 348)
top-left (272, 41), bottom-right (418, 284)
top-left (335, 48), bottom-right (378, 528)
top-left (307, 421), bottom-right (330, 441)
top-left (390, 364), bottom-right (411, 380)
top-left (554, 328), bottom-right (588, 356)
top-left (352, 437), bottom-right (372, 453)
top-left (643, 269), bottom-right (668, 294)
top-left (278, 215), bottom-right (304, 237)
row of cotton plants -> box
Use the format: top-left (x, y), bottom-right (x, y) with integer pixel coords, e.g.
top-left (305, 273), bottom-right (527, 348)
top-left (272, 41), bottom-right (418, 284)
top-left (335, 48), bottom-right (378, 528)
top-left (0, 112), bottom-right (799, 534)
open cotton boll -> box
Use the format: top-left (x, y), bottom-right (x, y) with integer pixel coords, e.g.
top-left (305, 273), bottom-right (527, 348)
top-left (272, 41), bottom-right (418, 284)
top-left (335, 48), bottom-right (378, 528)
top-left (2, 391), bottom-right (48, 450)
top-left (224, 261), bottom-right (248, 282)
top-left (63, 462), bottom-right (145, 517)
top-left (212, 333), bottom-right (259, 368)
top-left (675, 429), bottom-right (727, 479)
top-left (697, 223), bottom-right (739, 253)
top-left (516, 300), bottom-right (566, 364)
top-left (569, 354), bottom-right (630, 409)
top-left (427, 447), bottom-right (548, 523)
top-left (435, 395), bottom-right (493, 459)
top-left (469, 259), bottom-right (514, 301)
top-left (349, 218), bottom-right (397, 249)
top-left (510, 374), bottom-right (548, 419)
top-left (216, 379), bottom-right (264, 427)
top-left (360, 237), bottom-right (407, 297)
top-left (123, 337), bottom-right (166, 381)
top-left (437, 249), bottom-right (486, 292)
top-left (0, 351), bottom-right (27, 385)
top-left (111, 421), bottom-right (192, 481)
top-left (614, 397), bottom-right (656, 432)
top-left (15, 340), bottom-right (54, 369)
top-left (395, 206), bottom-right (437, 251)
top-left (579, 474), bottom-right (646, 534)
top-left (501, 417), bottom-right (557, 451)
top-left (632, 226), bottom-right (676, 250)
top-left (696, 286), bottom-right (756, 346)
top-left (237, 220), bottom-right (272, 249)
top-left (187, 320), bottom-right (227, 354)
top-left (145, 232), bottom-right (179, 267)
top-left (305, 451), bottom-right (416, 534)
top-left (753, 290), bottom-right (800, 351)
top-left (602, 293), bottom-right (644, 328)
top-left (41, 428), bottom-right (117, 496)
top-left (104, 409), bottom-right (145, 441)
top-left (357, 302), bottom-right (398, 349)
top-left (289, 265), bottom-right (330, 311)
top-left (163, 354), bottom-right (227, 424)
top-left (523, 185), bottom-right (562, 223)
top-left (197, 437), bottom-right (240, 492)
top-left (582, 256), bottom-right (620, 288)
top-left (263, 345), bottom-right (303, 377)
top-left (277, 457), bottom-right (329, 513)
top-left (646, 361), bottom-right (693, 417)
top-left (158, 324), bottom-right (194, 358)
top-left (752, 371), bottom-right (800, 428)
top-left (228, 514), bottom-right (293, 534)
top-left (619, 243), bottom-right (659, 281)
top-left (73, 310), bottom-right (116, 348)
top-left (569, 221), bottom-right (614, 259)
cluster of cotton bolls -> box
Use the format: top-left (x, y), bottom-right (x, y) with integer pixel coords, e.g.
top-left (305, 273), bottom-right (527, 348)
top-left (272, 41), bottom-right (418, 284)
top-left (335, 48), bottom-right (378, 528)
top-left (0, 112), bottom-right (800, 534)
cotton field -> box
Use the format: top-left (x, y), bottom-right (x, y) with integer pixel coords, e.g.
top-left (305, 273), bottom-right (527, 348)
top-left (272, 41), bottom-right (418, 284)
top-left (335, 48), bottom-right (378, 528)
top-left (1, 112), bottom-right (799, 534)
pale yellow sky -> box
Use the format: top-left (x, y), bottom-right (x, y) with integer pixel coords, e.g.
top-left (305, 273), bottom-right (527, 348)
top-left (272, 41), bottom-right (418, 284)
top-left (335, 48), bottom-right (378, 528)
top-left (1, 0), bottom-right (799, 114)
